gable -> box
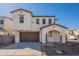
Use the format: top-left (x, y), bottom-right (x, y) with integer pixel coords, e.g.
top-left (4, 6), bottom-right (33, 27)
top-left (40, 24), bottom-right (68, 30)
top-left (10, 8), bottom-right (32, 13)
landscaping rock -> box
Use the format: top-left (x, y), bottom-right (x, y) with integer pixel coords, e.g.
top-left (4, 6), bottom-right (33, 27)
top-left (56, 50), bottom-right (63, 54)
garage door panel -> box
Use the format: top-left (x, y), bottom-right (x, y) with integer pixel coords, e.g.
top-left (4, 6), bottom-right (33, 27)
top-left (20, 32), bottom-right (39, 42)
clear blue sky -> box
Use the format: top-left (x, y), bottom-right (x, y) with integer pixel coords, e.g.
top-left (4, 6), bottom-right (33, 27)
top-left (0, 3), bottom-right (79, 29)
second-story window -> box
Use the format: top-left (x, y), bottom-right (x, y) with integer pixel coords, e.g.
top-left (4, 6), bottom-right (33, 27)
top-left (49, 19), bottom-right (52, 24)
top-left (0, 20), bottom-right (4, 24)
top-left (19, 15), bottom-right (24, 23)
top-left (36, 19), bottom-right (39, 24)
top-left (42, 19), bottom-right (46, 24)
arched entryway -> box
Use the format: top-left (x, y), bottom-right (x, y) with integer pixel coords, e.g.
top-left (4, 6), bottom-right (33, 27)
top-left (46, 30), bottom-right (62, 43)
top-left (40, 24), bottom-right (68, 43)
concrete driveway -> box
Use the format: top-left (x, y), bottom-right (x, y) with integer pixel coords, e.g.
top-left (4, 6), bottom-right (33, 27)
top-left (0, 42), bottom-right (44, 56)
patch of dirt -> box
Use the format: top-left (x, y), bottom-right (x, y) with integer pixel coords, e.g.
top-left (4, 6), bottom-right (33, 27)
top-left (41, 42), bottom-right (79, 56)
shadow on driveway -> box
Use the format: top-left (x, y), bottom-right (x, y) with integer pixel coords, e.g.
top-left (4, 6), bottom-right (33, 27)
top-left (0, 42), bottom-right (46, 56)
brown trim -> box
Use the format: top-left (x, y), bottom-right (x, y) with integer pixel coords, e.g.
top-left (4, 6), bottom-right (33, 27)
top-left (32, 16), bottom-right (56, 17)
top-left (40, 23), bottom-right (68, 29)
top-left (10, 8), bottom-right (32, 13)
top-left (10, 8), bottom-right (55, 18)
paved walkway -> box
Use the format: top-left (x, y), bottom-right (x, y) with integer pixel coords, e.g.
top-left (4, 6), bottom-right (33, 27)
top-left (0, 42), bottom-right (44, 56)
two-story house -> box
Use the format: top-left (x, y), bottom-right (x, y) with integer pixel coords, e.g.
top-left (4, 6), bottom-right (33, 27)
top-left (0, 8), bottom-right (69, 43)
top-left (10, 8), bottom-right (69, 43)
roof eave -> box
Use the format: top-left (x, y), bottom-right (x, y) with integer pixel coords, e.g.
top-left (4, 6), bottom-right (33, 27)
top-left (32, 16), bottom-right (56, 17)
top-left (10, 8), bottom-right (32, 13)
top-left (40, 24), bottom-right (68, 30)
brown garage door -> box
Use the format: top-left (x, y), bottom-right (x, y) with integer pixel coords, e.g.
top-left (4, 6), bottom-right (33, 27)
top-left (20, 32), bottom-right (39, 42)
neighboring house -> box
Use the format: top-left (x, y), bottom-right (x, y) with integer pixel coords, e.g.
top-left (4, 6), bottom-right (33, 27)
top-left (0, 16), bottom-right (14, 44)
top-left (67, 29), bottom-right (79, 42)
top-left (0, 8), bottom-right (69, 43)
top-left (0, 16), bottom-right (13, 35)
top-left (68, 30), bottom-right (75, 39)
top-left (73, 29), bottom-right (79, 36)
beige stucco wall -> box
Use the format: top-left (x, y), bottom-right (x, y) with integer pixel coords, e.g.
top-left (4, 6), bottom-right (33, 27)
top-left (31, 17), bottom-right (55, 31)
top-left (4, 18), bottom-right (13, 31)
top-left (11, 10), bottom-right (32, 31)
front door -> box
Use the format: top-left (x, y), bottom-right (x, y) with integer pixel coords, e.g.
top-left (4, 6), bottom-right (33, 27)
top-left (47, 31), bottom-right (60, 43)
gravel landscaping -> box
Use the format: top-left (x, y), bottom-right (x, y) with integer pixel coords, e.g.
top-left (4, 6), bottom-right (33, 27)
top-left (41, 42), bottom-right (79, 56)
